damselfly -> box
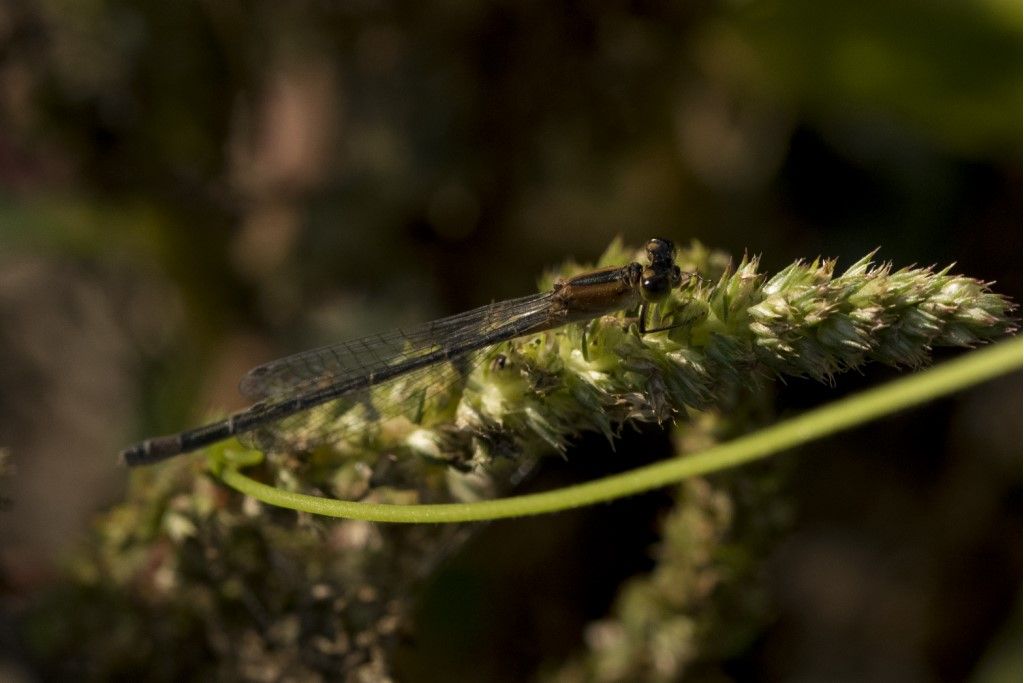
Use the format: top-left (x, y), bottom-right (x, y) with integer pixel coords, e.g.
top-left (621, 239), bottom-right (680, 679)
top-left (121, 238), bottom-right (695, 466)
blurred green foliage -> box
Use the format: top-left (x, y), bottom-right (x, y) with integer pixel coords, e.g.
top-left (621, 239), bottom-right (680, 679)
top-left (0, 0), bottom-right (1019, 680)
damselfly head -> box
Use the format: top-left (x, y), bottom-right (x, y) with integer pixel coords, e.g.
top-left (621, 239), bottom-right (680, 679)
top-left (640, 238), bottom-right (682, 301)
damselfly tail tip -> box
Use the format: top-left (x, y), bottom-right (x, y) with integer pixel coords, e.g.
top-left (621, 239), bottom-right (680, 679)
top-left (118, 445), bottom-right (138, 467)
top-left (118, 442), bottom-right (150, 467)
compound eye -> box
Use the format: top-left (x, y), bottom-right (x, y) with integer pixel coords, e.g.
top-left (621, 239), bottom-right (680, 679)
top-left (641, 268), bottom-right (671, 300)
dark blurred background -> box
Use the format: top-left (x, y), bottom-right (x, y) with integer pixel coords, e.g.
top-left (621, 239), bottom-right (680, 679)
top-left (0, 1), bottom-right (1020, 681)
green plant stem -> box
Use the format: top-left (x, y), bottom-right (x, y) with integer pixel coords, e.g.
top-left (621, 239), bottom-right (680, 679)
top-left (218, 339), bottom-right (1021, 523)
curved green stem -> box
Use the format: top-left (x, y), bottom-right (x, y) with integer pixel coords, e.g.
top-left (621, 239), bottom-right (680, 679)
top-left (218, 339), bottom-right (1021, 523)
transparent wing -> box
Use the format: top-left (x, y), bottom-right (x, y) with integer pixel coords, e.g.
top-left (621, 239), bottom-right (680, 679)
top-left (238, 354), bottom-right (478, 454)
top-left (239, 292), bottom-right (554, 402)
top-left (235, 291), bottom-right (559, 454)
